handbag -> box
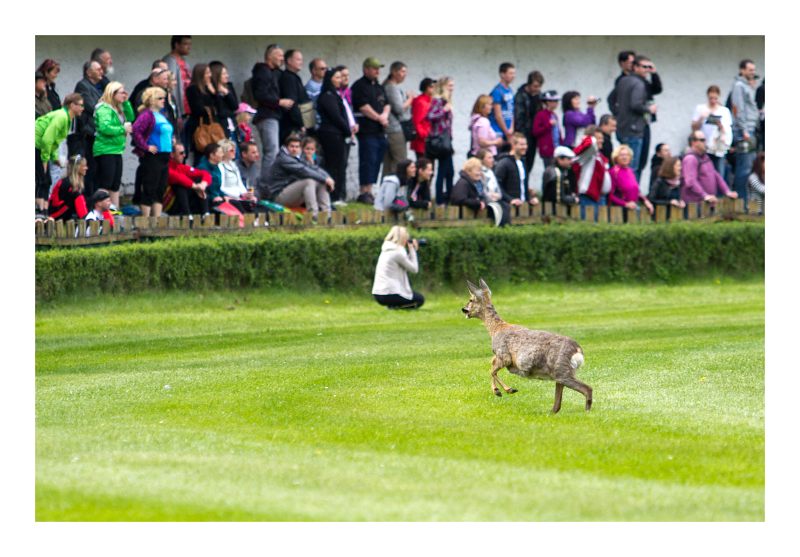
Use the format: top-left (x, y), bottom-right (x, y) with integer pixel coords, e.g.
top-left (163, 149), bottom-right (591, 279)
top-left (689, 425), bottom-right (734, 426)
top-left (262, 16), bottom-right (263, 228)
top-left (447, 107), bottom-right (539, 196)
top-left (193, 107), bottom-right (226, 152)
top-left (389, 194), bottom-right (409, 213)
top-left (400, 119), bottom-right (417, 141)
top-left (426, 132), bottom-right (453, 158)
top-left (299, 101), bottom-right (317, 129)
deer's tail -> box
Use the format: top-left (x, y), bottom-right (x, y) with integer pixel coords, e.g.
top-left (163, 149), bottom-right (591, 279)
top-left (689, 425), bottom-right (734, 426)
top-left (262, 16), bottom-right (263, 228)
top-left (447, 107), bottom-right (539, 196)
top-left (570, 351), bottom-right (585, 370)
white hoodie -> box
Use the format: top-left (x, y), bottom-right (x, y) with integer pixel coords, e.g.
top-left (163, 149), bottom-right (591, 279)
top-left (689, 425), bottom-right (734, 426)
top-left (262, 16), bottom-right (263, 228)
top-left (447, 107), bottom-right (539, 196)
top-left (371, 240), bottom-right (418, 298)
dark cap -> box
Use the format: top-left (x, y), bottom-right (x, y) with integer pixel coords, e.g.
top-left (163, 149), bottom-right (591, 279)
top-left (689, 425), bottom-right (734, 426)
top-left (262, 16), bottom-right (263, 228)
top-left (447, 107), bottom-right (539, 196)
top-left (90, 189), bottom-right (110, 205)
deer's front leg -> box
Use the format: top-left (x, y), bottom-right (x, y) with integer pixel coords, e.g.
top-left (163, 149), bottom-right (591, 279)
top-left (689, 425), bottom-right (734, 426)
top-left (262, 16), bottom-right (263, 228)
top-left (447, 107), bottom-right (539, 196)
top-left (491, 356), bottom-right (517, 396)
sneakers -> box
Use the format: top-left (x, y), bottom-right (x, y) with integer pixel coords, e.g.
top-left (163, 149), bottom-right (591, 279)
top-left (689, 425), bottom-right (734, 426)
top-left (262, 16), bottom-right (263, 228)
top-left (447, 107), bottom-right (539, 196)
top-left (332, 200), bottom-right (348, 209)
top-left (356, 192), bottom-right (374, 205)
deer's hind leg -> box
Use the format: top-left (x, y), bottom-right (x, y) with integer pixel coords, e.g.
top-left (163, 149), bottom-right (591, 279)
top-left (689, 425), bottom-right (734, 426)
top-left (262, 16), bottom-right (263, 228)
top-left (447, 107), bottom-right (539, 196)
top-left (552, 383), bottom-right (565, 414)
top-left (560, 376), bottom-right (593, 411)
top-left (491, 356), bottom-right (518, 397)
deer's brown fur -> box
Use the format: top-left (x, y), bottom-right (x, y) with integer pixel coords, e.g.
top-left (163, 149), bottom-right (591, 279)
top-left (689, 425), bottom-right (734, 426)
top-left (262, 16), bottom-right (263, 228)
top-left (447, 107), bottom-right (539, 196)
top-left (462, 279), bottom-right (593, 412)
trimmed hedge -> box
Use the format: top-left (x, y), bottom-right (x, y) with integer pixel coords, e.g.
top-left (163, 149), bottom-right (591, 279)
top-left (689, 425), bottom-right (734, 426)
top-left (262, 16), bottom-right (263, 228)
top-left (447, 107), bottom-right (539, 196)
top-left (36, 221), bottom-right (764, 302)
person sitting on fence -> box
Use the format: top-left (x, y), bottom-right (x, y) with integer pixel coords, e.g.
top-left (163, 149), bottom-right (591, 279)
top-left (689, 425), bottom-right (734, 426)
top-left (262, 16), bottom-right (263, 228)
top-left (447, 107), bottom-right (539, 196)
top-left (748, 152), bottom-right (765, 214)
top-left (84, 188), bottom-right (115, 235)
top-left (164, 142), bottom-right (210, 216)
top-left (218, 138), bottom-right (259, 213)
top-left (609, 144), bottom-right (654, 215)
top-left (236, 141), bottom-right (261, 193)
top-left (197, 142), bottom-right (225, 208)
top-left (495, 133), bottom-right (538, 208)
top-left (48, 154), bottom-right (88, 221)
top-left (572, 126), bottom-right (611, 220)
top-left (374, 158), bottom-right (415, 216)
top-left (476, 148), bottom-right (511, 227)
top-left (451, 157), bottom-right (487, 215)
top-left (408, 157), bottom-right (433, 210)
top-left (648, 155), bottom-right (686, 210)
top-left (680, 131), bottom-right (738, 206)
top-left (372, 225), bottom-right (424, 310)
top-left (541, 145), bottom-right (580, 211)
top-left (267, 134), bottom-right (334, 222)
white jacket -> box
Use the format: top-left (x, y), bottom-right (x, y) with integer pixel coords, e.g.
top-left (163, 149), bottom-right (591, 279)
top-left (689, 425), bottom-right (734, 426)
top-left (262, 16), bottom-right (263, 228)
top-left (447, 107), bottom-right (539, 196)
top-left (371, 240), bottom-right (418, 298)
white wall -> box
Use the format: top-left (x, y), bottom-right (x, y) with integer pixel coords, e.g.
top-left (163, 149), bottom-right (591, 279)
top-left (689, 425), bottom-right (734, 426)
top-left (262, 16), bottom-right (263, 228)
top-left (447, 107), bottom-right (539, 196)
top-left (36, 35), bottom-right (764, 197)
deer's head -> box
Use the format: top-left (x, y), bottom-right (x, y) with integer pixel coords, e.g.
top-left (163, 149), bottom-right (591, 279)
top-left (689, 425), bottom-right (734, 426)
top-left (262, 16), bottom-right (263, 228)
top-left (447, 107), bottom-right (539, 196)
top-left (462, 279), bottom-right (492, 319)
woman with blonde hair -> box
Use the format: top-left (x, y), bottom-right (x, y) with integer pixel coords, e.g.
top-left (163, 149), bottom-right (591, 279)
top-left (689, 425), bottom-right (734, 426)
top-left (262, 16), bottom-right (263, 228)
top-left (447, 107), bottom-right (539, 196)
top-left (132, 87), bottom-right (174, 217)
top-left (48, 155), bottom-right (89, 221)
top-left (94, 81), bottom-right (134, 210)
top-left (470, 94), bottom-right (503, 156)
top-left (427, 76), bottom-right (455, 205)
top-left (608, 144), bottom-right (654, 215)
top-left (372, 225), bottom-right (425, 309)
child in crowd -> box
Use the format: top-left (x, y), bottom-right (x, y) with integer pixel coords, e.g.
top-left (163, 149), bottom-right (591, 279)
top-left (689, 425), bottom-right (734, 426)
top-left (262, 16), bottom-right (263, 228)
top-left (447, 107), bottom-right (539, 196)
top-left (236, 102), bottom-right (256, 144)
top-left (532, 90), bottom-right (562, 168)
top-left (83, 188), bottom-right (115, 236)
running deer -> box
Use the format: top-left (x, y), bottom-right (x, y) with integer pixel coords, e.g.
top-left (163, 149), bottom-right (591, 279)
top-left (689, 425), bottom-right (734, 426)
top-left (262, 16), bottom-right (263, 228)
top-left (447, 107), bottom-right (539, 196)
top-left (462, 279), bottom-right (592, 412)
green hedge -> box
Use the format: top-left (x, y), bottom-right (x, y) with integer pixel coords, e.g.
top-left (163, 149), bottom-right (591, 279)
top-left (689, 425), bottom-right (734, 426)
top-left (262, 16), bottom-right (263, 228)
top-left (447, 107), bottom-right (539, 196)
top-left (36, 221), bottom-right (764, 302)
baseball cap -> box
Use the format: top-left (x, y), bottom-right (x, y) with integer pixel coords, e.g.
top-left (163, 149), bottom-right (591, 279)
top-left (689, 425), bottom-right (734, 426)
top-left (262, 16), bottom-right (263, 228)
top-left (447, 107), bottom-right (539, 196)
top-left (236, 102), bottom-right (257, 115)
top-left (554, 146), bottom-right (576, 159)
top-left (90, 189), bottom-right (110, 205)
top-left (542, 90), bottom-right (560, 102)
top-left (363, 57), bottom-right (384, 69)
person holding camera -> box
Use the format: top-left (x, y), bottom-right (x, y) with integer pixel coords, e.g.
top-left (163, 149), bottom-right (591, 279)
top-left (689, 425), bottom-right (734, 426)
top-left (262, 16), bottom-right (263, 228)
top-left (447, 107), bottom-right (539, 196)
top-left (372, 225), bottom-right (425, 310)
top-left (562, 91), bottom-right (597, 148)
top-left (691, 85), bottom-right (732, 179)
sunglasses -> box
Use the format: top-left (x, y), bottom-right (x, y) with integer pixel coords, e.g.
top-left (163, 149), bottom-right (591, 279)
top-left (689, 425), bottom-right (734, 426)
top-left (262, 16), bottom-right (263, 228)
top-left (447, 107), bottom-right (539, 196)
top-left (638, 64), bottom-right (654, 70)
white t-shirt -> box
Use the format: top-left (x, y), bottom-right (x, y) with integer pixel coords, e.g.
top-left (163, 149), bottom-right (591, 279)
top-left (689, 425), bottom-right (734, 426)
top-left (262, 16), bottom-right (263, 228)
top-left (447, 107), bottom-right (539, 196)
top-left (516, 159), bottom-right (527, 201)
top-left (692, 103), bottom-right (733, 157)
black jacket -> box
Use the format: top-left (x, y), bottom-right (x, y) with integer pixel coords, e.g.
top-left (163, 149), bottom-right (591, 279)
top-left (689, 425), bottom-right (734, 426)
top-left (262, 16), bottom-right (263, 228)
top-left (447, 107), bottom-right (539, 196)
top-left (251, 62), bottom-right (281, 122)
top-left (407, 178), bottom-right (431, 208)
top-left (494, 153), bottom-right (529, 199)
top-left (279, 70), bottom-right (309, 136)
top-left (648, 177), bottom-right (681, 205)
top-left (186, 85), bottom-right (216, 126)
top-left (215, 83), bottom-right (239, 127)
top-left (541, 165), bottom-right (579, 205)
top-left (513, 85), bottom-right (542, 139)
top-left (74, 78), bottom-right (102, 137)
top-left (317, 90), bottom-right (350, 136)
top-left (451, 170), bottom-right (484, 211)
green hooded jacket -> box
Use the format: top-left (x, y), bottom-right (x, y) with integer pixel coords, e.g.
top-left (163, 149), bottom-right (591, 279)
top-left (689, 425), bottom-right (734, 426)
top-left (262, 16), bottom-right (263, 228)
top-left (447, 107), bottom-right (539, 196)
top-left (93, 102), bottom-right (131, 156)
top-left (34, 107), bottom-right (72, 163)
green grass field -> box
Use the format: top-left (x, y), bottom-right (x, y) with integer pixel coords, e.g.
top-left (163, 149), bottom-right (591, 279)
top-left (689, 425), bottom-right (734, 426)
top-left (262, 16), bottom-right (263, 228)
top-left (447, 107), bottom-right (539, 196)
top-left (35, 278), bottom-right (764, 521)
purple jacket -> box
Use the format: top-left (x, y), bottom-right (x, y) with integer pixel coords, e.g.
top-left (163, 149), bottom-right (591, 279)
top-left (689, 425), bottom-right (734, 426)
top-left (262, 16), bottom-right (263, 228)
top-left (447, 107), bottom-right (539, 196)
top-left (563, 107), bottom-right (596, 147)
top-left (131, 109), bottom-right (155, 158)
top-left (681, 151), bottom-right (731, 202)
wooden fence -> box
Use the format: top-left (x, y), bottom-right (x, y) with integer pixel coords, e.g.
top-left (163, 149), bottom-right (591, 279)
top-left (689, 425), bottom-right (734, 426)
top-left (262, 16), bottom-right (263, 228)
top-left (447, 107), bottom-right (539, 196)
top-left (35, 198), bottom-right (760, 247)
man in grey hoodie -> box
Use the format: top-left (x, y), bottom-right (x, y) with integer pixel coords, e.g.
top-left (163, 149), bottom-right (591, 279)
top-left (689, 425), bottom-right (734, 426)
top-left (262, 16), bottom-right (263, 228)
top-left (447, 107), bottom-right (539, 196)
top-left (614, 55), bottom-right (658, 185)
top-left (267, 134), bottom-right (334, 221)
top-left (730, 59), bottom-right (760, 203)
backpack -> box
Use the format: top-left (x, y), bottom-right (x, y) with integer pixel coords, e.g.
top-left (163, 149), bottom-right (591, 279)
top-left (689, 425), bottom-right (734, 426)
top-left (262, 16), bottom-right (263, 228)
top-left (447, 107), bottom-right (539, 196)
top-left (241, 78), bottom-right (259, 110)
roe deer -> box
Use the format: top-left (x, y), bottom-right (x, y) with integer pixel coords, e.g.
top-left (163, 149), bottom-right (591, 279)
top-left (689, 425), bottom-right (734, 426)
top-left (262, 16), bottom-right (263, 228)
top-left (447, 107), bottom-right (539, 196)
top-left (462, 279), bottom-right (592, 412)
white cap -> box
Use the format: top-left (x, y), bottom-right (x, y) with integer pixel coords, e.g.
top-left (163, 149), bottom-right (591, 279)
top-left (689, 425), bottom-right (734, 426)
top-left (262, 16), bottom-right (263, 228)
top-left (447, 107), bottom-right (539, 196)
top-left (554, 146), bottom-right (576, 159)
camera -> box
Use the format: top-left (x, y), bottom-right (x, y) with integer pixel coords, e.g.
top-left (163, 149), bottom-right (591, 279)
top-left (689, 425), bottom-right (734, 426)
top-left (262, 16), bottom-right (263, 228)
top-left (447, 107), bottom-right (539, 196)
top-left (413, 237), bottom-right (429, 247)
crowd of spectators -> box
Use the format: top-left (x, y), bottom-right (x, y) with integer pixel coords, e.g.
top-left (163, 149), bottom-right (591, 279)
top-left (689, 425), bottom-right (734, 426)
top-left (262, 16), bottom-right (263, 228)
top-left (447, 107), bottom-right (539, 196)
top-left (34, 38), bottom-right (766, 231)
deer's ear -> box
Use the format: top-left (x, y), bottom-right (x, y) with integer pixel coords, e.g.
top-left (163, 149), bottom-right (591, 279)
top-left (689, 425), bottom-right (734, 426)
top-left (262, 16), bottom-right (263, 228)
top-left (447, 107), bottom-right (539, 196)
top-left (479, 278), bottom-right (492, 298)
top-left (466, 280), bottom-right (480, 296)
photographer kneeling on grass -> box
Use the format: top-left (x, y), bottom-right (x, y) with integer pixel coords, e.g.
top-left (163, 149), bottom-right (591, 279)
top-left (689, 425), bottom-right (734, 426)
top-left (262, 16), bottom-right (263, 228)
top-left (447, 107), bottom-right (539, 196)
top-left (372, 225), bottom-right (425, 310)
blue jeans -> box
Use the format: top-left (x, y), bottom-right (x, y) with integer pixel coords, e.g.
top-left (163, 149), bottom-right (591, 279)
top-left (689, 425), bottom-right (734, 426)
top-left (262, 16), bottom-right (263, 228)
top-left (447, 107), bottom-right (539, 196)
top-left (434, 154), bottom-right (454, 205)
top-left (733, 129), bottom-right (756, 206)
top-left (256, 118), bottom-right (280, 195)
top-left (617, 134), bottom-right (644, 185)
top-left (358, 134), bottom-right (388, 186)
top-left (579, 194), bottom-right (606, 221)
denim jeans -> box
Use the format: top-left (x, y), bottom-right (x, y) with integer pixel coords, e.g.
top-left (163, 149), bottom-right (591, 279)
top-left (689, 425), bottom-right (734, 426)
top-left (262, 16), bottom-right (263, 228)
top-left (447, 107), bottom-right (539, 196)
top-left (256, 118), bottom-right (280, 195)
top-left (433, 154), bottom-right (454, 205)
top-left (617, 134), bottom-right (644, 185)
top-left (733, 128), bottom-right (756, 207)
top-left (358, 134), bottom-right (388, 186)
top-left (579, 194), bottom-right (607, 221)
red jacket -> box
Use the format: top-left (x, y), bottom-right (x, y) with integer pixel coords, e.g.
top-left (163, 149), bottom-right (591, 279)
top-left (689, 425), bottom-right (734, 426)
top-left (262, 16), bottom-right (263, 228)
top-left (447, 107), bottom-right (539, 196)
top-left (48, 178), bottom-right (88, 221)
top-left (532, 109), bottom-right (562, 159)
top-left (572, 135), bottom-right (611, 202)
top-left (410, 94), bottom-right (432, 155)
top-left (164, 159), bottom-right (212, 210)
